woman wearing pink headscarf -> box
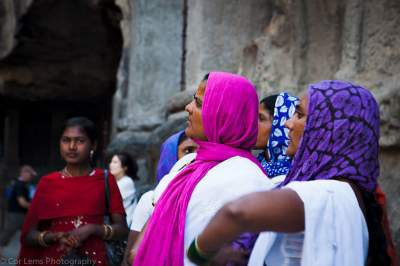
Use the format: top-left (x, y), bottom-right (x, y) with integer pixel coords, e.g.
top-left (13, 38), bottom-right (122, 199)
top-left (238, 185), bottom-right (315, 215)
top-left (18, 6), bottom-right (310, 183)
top-left (133, 72), bottom-right (274, 265)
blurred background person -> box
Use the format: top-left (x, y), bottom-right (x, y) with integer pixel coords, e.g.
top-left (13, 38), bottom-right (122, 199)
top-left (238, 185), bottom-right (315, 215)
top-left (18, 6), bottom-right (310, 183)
top-left (109, 152), bottom-right (139, 227)
top-left (0, 165), bottom-right (37, 257)
top-left (156, 130), bottom-right (198, 183)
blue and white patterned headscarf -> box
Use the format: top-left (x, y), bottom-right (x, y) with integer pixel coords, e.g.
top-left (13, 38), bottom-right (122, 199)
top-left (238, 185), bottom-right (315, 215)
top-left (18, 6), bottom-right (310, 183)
top-left (257, 92), bottom-right (299, 177)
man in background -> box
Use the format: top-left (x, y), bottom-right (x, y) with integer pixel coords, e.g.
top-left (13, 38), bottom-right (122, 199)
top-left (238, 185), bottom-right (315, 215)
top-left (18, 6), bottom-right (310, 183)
top-left (0, 165), bottom-right (36, 257)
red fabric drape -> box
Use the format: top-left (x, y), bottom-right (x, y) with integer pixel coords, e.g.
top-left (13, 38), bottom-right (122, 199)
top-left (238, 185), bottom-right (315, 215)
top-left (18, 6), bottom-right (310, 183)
top-left (376, 186), bottom-right (398, 266)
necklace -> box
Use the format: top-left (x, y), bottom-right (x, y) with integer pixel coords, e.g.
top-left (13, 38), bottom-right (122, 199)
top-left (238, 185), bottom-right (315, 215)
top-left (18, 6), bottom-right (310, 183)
top-left (61, 167), bottom-right (95, 178)
top-left (62, 167), bottom-right (73, 177)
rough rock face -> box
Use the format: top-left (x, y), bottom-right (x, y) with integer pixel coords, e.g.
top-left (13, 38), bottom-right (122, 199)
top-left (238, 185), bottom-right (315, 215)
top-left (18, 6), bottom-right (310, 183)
top-left (0, 0), bottom-right (33, 59)
top-left (185, 0), bottom-right (272, 92)
top-left (0, 0), bottom-right (122, 101)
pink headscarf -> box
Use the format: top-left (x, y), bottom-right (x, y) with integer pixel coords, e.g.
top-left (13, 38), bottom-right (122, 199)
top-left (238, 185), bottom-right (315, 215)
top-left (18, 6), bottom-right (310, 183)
top-left (134, 72), bottom-right (262, 266)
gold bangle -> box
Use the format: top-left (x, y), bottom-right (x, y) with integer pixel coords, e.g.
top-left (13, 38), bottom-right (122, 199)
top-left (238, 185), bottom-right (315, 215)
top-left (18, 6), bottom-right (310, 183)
top-left (103, 224), bottom-right (110, 240)
top-left (38, 231), bottom-right (49, 247)
top-left (106, 224), bottom-right (113, 240)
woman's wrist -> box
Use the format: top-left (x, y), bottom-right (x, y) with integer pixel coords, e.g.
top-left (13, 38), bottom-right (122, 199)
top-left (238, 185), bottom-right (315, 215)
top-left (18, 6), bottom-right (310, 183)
top-left (102, 224), bottom-right (114, 240)
top-left (89, 224), bottom-right (105, 238)
top-left (37, 231), bottom-right (50, 247)
top-left (43, 232), bottom-right (58, 245)
top-left (187, 236), bottom-right (217, 264)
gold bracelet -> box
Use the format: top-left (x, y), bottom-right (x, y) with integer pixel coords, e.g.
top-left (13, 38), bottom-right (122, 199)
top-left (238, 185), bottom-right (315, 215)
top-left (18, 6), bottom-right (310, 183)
top-left (106, 224), bottom-right (113, 240)
top-left (38, 231), bottom-right (49, 247)
top-left (103, 224), bottom-right (110, 240)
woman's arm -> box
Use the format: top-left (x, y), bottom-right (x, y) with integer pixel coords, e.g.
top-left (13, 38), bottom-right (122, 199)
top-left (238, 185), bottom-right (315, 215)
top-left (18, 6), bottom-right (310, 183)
top-left (195, 189), bottom-right (305, 256)
top-left (17, 196), bottom-right (30, 209)
top-left (70, 213), bottom-right (128, 244)
top-left (128, 221), bottom-right (148, 264)
top-left (109, 213), bottom-right (129, 240)
top-left (23, 224), bottom-right (75, 249)
top-left (122, 230), bottom-right (140, 266)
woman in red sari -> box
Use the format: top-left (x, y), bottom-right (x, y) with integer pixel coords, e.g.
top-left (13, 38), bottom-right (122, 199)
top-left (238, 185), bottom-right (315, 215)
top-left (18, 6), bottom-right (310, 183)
top-left (18, 117), bottom-right (128, 266)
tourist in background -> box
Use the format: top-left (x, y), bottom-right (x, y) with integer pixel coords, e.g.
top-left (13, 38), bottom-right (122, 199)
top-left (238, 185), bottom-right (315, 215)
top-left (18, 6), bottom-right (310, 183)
top-left (156, 130), bottom-right (198, 183)
top-left (0, 165), bottom-right (36, 257)
top-left (109, 152), bottom-right (139, 227)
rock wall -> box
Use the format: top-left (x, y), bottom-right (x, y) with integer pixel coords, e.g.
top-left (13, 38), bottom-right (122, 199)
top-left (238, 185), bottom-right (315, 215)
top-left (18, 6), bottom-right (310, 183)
top-left (0, 0), bottom-right (122, 101)
top-left (185, 0), bottom-right (272, 92)
top-left (0, 0), bottom-right (33, 59)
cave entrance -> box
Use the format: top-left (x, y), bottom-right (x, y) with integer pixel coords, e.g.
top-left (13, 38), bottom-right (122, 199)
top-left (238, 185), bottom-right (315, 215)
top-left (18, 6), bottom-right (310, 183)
top-left (0, 99), bottom-right (112, 178)
top-left (0, 0), bottom-right (123, 226)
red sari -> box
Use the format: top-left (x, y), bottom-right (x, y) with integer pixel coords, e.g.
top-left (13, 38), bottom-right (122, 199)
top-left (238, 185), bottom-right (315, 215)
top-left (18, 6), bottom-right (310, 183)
top-left (18, 169), bottom-right (125, 266)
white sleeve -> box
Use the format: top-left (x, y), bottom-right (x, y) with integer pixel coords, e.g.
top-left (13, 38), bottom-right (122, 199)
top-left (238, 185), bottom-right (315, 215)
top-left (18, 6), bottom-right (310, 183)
top-left (131, 154), bottom-right (196, 231)
top-left (285, 180), bottom-right (369, 266)
top-left (153, 153), bottom-right (196, 204)
top-left (117, 177), bottom-right (136, 206)
top-left (130, 190), bottom-right (155, 232)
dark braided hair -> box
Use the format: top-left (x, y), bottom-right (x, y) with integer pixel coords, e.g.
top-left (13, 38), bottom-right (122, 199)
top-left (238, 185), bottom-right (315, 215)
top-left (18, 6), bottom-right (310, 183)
top-left (361, 190), bottom-right (392, 265)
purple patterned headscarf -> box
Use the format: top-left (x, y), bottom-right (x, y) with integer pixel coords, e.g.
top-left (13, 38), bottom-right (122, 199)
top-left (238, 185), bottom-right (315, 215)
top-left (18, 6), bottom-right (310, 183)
top-left (281, 80), bottom-right (380, 192)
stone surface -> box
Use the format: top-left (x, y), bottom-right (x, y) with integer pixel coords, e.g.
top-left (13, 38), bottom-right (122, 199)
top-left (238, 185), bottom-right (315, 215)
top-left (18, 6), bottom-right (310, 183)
top-left (106, 130), bottom-right (151, 158)
top-left (0, 0), bottom-right (33, 59)
top-left (379, 149), bottom-right (400, 255)
top-left (165, 90), bottom-right (194, 115)
top-left (0, 0), bottom-right (122, 101)
top-left (185, 0), bottom-right (272, 92)
top-left (376, 83), bottom-right (400, 148)
top-left (122, 0), bottom-right (184, 131)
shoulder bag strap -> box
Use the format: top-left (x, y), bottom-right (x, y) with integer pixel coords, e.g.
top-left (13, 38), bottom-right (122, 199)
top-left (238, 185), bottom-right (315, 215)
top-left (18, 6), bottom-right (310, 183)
top-left (104, 169), bottom-right (111, 217)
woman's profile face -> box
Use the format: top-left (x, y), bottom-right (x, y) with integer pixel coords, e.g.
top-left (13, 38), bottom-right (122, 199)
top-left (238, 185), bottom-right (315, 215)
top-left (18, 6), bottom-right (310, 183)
top-left (255, 103), bottom-right (273, 151)
top-left (60, 126), bottom-right (93, 165)
top-left (285, 94), bottom-right (308, 157)
top-left (177, 138), bottom-right (198, 159)
top-left (184, 81), bottom-right (207, 141)
top-left (109, 155), bottom-right (125, 177)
